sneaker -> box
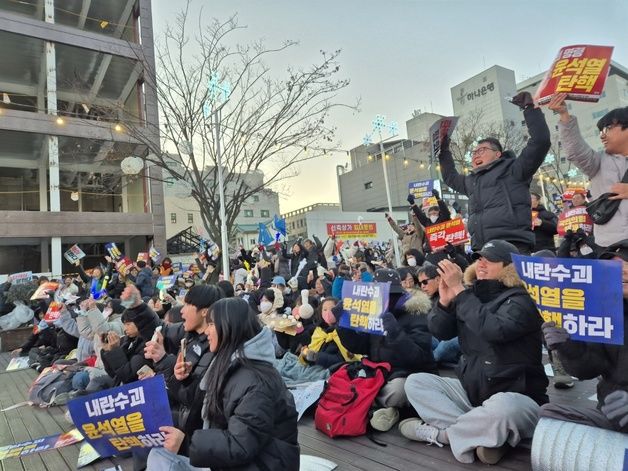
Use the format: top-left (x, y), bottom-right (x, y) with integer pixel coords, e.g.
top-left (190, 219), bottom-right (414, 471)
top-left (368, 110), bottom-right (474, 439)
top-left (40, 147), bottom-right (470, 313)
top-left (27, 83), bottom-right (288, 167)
top-left (476, 445), bottom-right (509, 464)
top-left (398, 418), bottom-right (443, 447)
top-left (370, 407), bottom-right (399, 432)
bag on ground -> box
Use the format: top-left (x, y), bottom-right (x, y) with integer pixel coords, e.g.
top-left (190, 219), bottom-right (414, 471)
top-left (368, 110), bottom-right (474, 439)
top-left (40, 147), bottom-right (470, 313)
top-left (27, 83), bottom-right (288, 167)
top-left (315, 359), bottom-right (391, 438)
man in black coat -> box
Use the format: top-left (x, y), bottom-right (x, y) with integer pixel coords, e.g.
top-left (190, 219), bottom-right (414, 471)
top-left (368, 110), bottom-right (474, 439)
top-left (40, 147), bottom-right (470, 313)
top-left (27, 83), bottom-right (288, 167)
top-left (402, 240), bottom-right (547, 465)
top-left (531, 192), bottom-right (558, 252)
top-left (408, 189), bottom-right (452, 228)
top-left (439, 92), bottom-right (551, 254)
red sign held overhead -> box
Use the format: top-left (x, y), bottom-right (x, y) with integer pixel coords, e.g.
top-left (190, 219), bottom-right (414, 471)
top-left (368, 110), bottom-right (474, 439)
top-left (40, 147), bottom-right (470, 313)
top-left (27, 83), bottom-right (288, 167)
top-left (535, 45), bottom-right (613, 104)
top-left (425, 218), bottom-right (469, 252)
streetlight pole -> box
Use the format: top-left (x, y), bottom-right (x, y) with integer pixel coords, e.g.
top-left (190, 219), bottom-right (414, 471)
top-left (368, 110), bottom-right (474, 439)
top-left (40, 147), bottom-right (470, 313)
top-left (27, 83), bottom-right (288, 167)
top-left (364, 115), bottom-right (401, 267)
top-left (213, 108), bottom-right (230, 280)
top-left (205, 73), bottom-right (232, 280)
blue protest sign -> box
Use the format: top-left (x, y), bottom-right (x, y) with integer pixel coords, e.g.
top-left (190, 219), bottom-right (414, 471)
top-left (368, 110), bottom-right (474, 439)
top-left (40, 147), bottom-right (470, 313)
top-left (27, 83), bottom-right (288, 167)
top-left (408, 180), bottom-right (434, 200)
top-left (512, 254), bottom-right (624, 345)
top-left (338, 281), bottom-right (390, 336)
top-left (105, 242), bottom-right (122, 261)
top-left (0, 429), bottom-right (83, 460)
top-left (67, 375), bottom-right (173, 457)
top-left (156, 275), bottom-right (177, 290)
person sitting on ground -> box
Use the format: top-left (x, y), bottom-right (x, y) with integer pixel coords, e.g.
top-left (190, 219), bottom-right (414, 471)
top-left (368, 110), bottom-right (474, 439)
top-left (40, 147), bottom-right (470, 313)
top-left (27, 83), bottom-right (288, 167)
top-left (540, 239), bottom-right (628, 433)
top-left (397, 267), bottom-right (418, 292)
top-left (146, 298), bottom-right (300, 471)
top-left (402, 248), bottom-right (425, 269)
top-left (100, 285), bottom-right (159, 386)
top-left (417, 264), bottom-right (460, 366)
top-left (402, 240), bottom-right (548, 464)
top-left (531, 192), bottom-right (558, 253)
top-left (408, 188), bottom-right (452, 228)
top-left (548, 94), bottom-right (628, 249)
top-left (300, 297), bottom-right (360, 369)
top-left (276, 290), bottom-right (319, 356)
top-left (144, 285), bottom-right (223, 458)
top-left (439, 92), bottom-right (551, 254)
top-left (337, 268), bottom-right (436, 433)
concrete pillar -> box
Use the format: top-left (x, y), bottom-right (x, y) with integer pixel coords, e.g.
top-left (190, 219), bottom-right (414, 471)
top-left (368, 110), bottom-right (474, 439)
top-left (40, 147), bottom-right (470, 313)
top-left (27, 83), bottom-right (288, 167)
top-left (45, 0), bottom-right (62, 276)
top-left (40, 239), bottom-right (50, 273)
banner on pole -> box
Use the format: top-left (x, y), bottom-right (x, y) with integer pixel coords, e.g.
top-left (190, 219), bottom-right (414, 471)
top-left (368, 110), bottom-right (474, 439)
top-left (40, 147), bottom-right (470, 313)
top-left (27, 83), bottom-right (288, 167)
top-left (513, 254), bottom-right (624, 345)
top-left (326, 223), bottom-right (377, 239)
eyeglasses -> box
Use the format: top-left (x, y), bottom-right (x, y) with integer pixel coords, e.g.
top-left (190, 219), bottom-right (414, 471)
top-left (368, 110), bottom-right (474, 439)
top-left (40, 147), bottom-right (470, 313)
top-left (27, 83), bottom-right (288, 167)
top-left (471, 146), bottom-right (495, 156)
top-left (419, 277), bottom-right (436, 286)
top-left (600, 124), bottom-right (621, 137)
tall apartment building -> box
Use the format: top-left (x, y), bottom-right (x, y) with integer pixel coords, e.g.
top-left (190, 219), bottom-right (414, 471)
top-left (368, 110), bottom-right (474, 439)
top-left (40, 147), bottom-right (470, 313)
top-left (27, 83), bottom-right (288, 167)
top-left (0, 0), bottom-right (165, 274)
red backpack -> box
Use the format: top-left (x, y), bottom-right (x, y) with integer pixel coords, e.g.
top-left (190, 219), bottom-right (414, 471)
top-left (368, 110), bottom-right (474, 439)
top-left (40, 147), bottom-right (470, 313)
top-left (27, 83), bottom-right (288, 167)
top-left (315, 359), bottom-right (391, 438)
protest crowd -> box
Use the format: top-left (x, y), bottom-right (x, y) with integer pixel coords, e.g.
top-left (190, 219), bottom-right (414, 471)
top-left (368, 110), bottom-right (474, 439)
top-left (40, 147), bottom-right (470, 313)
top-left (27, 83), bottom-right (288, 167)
top-left (0, 83), bottom-right (627, 471)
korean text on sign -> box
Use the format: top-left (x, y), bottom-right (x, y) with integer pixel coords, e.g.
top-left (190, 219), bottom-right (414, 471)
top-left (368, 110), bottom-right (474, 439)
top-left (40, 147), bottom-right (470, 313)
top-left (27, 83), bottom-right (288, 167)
top-left (535, 45), bottom-right (614, 104)
top-left (326, 223), bottom-right (377, 239)
top-left (557, 206), bottom-right (593, 236)
top-left (512, 254), bottom-right (624, 345)
top-left (67, 375), bottom-right (173, 457)
top-left (408, 180), bottom-right (434, 200)
top-left (425, 218), bottom-right (469, 252)
top-left (338, 281), bottom-right (390, 336)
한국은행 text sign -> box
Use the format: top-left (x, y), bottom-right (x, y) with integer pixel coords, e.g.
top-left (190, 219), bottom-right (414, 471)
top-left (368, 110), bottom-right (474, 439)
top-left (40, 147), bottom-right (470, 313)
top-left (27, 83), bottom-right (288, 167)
top-left (512, 254), bottom-right (624, 345)
top-left (67, 375), bottom-right (173, 457)
top-left (338, 281), bottom-right (390, 336)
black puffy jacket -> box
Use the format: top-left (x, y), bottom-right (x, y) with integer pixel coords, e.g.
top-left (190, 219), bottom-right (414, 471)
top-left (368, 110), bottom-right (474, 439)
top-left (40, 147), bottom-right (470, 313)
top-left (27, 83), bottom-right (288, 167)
top-left (337, 290), bottom-right (437, 380)
top-left (429, 262), bottom-right (548, 407)
top-left (556, 300), bottom-right (628, 433)
top-left (187, 327), bottom-right (299, 471)
top-left (532, 204), bottom-right (558, 252)
top-left (439, 107), bottom-right (551, 251)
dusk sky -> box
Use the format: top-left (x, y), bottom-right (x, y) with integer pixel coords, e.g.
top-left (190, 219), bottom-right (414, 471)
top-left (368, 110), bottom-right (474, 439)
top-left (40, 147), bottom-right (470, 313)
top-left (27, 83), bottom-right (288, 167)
top-left (152, 0), bottom-right (628, 213)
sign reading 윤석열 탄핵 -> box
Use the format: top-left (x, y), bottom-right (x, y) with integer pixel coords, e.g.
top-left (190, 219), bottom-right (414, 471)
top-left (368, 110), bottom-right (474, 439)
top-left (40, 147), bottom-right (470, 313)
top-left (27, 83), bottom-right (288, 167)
top-left (67, 375), bottom-right (173, 457)
top-left (512, 254), bottom-right (624, 345)
top-left (338, 281), bottom-right (390, 336)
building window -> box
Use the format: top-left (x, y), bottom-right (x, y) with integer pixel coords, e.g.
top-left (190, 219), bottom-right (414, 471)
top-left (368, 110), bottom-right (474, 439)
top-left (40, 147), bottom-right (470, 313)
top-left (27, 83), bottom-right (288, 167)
top-left (260, 210), bottom-right (270, 218)
top-left (364, 181), bottom-right (373, 190)
top-left (252, 195), bottom-right (260, 202)
top-left (250, 239), bottom-right (256, 246)
top-left (170, 213), bottom-right (177, 223)
top-left (187, 213), bottom-right (193, 223)
top-left (165, 177), bottom-right (175, 187)
top-left (244, 210), bottom-right (254, 217)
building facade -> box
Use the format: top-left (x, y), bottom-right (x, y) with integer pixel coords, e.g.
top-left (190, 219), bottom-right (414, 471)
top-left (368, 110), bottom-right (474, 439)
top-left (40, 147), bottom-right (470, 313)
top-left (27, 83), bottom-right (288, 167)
top-left (0, 0), bottom-right (165, 275)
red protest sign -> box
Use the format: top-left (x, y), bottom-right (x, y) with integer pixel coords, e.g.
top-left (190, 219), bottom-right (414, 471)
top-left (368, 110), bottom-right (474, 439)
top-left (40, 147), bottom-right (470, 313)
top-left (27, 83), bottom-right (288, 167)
top-left (535, 45), bottom-right (613, 105)
top-left (557, 206), bottom-right (593, 236)
top-left (562, 187), bottom-right (587, 201)
top-left (326, 223), bottom-right (377, 239)
top-left (136, 252), bottom-right (150, 263)
top-left (115, 257), bottom-right (134, 276)
top-left (44, 301), bottom-right (63, 322)
top-left (425, 218), bottom-right (469, 252)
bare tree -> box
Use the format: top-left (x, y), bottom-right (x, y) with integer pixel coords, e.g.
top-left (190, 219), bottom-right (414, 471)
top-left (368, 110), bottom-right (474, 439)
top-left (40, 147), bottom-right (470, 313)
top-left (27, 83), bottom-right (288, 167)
top-left (449, 109), bottom-right (526, 169)
top-left (112, 3), bottom-right (357, 255)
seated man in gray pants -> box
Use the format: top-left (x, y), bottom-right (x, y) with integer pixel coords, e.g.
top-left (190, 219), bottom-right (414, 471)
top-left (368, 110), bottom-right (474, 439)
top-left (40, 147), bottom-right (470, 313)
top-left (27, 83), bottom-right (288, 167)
top-left (402, 240), bottom-right (548, 464)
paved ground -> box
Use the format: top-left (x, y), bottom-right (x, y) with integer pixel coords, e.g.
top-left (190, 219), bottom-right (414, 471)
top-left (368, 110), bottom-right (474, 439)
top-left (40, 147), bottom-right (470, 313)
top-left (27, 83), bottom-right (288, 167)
top-left (0, 352), bottom-right (597, 470)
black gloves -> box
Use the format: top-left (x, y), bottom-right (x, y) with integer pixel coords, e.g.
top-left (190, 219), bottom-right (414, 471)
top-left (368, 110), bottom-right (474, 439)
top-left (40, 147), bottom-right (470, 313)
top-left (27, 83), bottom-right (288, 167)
top-left (509, 91), bottom-right (535, 110)
top-left (407, 193), bottom-right (416, 205)
top-left (432, 189), bottom-right (440, 199)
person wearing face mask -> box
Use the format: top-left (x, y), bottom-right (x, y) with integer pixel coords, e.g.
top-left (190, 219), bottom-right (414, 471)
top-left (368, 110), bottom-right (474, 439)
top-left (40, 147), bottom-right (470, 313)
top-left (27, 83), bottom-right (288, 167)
top-left (403, 248), bottom-right (425, 270)
top-left (300, 297), bottom-right (361, 368)
top-left (408, 188), bottom-right (452, 228)
top-left (277, 289), bottom-right (319, 355)
top-left (160, 257), bottom-right (174, 276)
top-left (100, 285), bottom-right (160, 386)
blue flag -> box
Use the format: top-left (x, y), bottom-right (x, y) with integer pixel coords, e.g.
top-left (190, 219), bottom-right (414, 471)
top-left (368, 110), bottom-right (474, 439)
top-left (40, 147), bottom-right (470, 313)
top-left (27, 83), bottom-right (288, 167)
top-left (258, 223), bottom-right (273, 246)
top-left (273, 215), bottom-right (287, 236)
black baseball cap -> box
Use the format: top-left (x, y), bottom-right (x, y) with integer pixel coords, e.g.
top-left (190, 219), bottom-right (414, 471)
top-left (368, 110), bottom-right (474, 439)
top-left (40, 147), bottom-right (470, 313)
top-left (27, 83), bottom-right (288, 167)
top-left (373, 268), bottom-right (404, 294)
top-left (471, 240), bottom-right (519, 264)
top-left (598, 239), bottom-right (628, 262)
